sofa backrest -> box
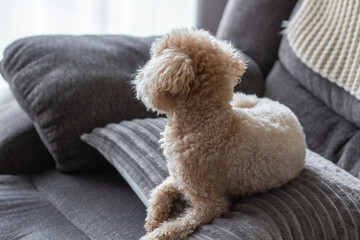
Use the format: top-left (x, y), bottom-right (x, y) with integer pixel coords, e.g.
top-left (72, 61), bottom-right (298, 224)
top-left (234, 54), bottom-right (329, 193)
top-left (216, 0), bottom-right (297, 76)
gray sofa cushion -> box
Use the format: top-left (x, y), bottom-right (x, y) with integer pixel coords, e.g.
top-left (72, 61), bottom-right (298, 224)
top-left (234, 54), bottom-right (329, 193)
top-left (265, 61), bottom-right (360, 178)
top-left (217, 0), bottom-right (297, 75)
top-left (0, 169), bottom-right (146, 240)
top-left (234, 52), bottom-right (264, 96)
top-left (0, 101), bottom-right (53, 173)
top-left (0, 35), bottom-right (158, 172)
top-left (82, 117), bottom-right (360, 239)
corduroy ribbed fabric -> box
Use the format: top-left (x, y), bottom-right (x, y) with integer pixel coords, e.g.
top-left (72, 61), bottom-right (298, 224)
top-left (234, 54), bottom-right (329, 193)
top-left (82, 117), bottom-right (360, 240)
top-left (287, 0), bottom-right (360, 100)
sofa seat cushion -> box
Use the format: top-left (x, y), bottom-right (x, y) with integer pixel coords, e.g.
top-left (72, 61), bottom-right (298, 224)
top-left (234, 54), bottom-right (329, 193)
top-left (0, 170), bottom-right (146, 240)
top-left (82, 117), bottom-right (360, 239)
top-left (265, 61), bottom-right (360, 178)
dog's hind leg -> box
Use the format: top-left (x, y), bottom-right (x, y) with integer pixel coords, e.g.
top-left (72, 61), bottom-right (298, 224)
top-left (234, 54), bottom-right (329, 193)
top-left (145, 176), bottom-right (181, 232)
top-left (142, 198), bottom-right (229, 240)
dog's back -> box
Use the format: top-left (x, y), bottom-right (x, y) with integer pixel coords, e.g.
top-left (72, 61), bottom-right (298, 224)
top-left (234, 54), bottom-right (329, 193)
top-left (226, 93), bottom-right (306, 196)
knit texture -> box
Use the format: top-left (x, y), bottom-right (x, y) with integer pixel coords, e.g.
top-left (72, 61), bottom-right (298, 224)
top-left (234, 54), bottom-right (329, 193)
top-left (287, 0), bottom-right (360, 100)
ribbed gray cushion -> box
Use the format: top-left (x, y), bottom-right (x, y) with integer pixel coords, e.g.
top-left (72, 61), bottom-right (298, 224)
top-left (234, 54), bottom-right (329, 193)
top-left (82, 118), bottom-right (360, 239)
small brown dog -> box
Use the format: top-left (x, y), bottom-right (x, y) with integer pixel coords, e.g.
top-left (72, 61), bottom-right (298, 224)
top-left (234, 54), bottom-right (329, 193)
top-left (134, 28), bottom-right (306, 240)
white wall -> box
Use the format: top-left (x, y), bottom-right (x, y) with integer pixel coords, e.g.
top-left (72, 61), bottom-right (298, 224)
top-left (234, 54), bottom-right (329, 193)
top-left (0, 0), bottom-right (197, 104)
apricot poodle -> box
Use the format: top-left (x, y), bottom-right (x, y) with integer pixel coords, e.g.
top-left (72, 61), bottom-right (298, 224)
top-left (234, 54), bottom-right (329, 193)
top-left (133, 28), bottom-right (306, 240)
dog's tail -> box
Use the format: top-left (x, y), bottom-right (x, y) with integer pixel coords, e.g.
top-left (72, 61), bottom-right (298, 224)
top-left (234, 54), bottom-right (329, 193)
top-left (231, 92), bottom-right (259, 109)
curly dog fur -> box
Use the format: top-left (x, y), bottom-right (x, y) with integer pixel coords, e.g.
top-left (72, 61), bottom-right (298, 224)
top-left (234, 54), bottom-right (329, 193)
top-left (133, 28), bottom-right (306, 240)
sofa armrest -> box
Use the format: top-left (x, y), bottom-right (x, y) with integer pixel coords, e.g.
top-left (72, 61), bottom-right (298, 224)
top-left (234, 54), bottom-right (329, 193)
top-left (0, 101), bottom-right (53, 173)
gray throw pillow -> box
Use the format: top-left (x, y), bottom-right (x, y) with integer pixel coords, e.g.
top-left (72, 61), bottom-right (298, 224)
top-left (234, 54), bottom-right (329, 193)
top-left (82, 117), bottom-right (360, 239)
top-left (0, 35), bottom-right (158, 171)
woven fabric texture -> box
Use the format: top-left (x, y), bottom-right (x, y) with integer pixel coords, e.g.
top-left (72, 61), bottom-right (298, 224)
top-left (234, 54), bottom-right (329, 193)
top-left (0, 170), bottom-right (147, 239)
top-left (82, 117), bottom-right (360, 240)
top-left (286, 0), bottom-right (360, 100)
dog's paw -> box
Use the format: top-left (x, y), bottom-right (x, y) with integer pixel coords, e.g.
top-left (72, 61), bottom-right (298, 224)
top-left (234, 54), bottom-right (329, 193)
top-left (140, 231), bottom-right (158, 240)
top-left (145, 209), bottom-right (170, 232)
top-left (139, 235), bottom-right (149, 240)
top-left (145, 219), bottom-right (159, 232)
top-left (141, 228), bottom-right (170, 240)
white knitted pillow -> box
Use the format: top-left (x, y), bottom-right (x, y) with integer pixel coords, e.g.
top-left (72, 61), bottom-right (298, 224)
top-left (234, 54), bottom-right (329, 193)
top-left (286, 0), bottom-right (360, 100)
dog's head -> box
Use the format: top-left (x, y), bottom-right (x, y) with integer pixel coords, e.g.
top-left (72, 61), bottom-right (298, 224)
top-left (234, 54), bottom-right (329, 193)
top-left (133, 28), bottom-right (246, 114)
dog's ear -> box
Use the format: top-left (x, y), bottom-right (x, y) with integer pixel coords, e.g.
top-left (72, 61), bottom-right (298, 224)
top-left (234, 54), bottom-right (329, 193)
top-left (133, 50), bottom-right (196, 113)
top-left (156, 51), bottom-right (195, 96)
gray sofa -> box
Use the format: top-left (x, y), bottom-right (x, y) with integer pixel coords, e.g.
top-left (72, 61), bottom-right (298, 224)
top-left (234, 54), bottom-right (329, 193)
top-left (1, 1), bottom-right (359, 239)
